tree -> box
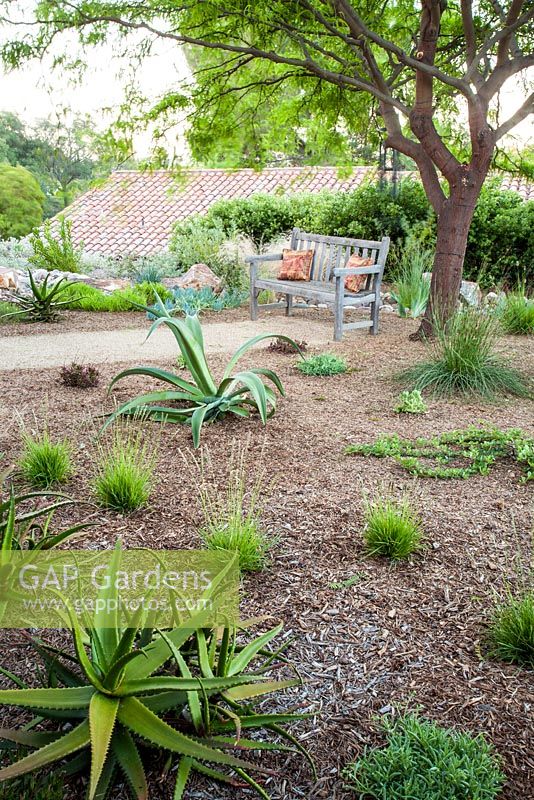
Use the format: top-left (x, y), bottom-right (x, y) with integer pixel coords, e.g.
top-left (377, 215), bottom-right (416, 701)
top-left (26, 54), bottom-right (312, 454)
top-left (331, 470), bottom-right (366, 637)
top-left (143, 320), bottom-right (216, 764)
top-left (0, 164), bottom-right (45, 239)
top-left (2, 2), bottom-right (532, 332)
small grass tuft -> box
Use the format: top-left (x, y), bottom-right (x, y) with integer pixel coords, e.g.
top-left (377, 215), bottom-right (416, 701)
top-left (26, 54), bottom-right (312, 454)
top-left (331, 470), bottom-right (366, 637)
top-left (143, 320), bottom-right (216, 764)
top-left (363, 492), bottom-right (423, 560)
top-left (487, 592), bottom-right (534, 668)
top-left (400, 307), bottom-right (530, 399)
top-left (296, 353), bottom-right (347, 376)
top-left (394, 389), bottom-right (428, 414)
top-left (195, 440), bottom-right (271, 572)
top-left (18, 430), bottom-right (73, 488)
top-left (60, 361), bottom-right (100, 388)
top-left (343, 713), bottom-right (505, 800)
top-left (93, 426), bottom-right (156, 512)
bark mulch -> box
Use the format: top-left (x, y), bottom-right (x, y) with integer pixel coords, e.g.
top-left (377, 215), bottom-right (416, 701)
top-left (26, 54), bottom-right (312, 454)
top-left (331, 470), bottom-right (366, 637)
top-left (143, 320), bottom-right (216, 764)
top-left (0, 308), bottom-right (532, 799)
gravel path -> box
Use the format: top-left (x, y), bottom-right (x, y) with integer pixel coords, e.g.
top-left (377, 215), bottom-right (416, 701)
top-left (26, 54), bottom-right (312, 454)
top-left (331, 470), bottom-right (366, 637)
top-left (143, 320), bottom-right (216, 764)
top-left (0, 316), bottom-right (334, 370)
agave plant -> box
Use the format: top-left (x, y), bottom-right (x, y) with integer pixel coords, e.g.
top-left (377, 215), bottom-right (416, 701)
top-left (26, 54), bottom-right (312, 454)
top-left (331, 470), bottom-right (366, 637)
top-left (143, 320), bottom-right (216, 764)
top-left (105, 296), bottom-right (302, 446)
top-left (0, 551), bottom-right (311, 799)
top-left (0, 271), bottom-right (81, 323)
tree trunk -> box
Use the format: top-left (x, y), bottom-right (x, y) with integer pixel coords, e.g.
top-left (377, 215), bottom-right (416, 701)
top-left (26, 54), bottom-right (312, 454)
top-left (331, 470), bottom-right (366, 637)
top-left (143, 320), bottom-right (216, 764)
top-left (415, 169), bottom-right (486, 338)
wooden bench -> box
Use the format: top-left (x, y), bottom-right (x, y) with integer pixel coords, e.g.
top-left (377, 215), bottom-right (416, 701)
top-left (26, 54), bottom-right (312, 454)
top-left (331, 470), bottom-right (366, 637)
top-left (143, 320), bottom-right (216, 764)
top-left (246, 228), bottom-right (390, 341)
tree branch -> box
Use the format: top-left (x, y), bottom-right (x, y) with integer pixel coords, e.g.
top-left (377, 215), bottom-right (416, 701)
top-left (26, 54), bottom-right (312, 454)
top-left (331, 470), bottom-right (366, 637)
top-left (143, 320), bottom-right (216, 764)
top-left (494, 91), bottom-right (534, 140)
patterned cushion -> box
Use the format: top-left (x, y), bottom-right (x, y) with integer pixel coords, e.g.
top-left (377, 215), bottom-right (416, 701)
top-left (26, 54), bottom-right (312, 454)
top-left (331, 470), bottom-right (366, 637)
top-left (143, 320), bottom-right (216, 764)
top-left (344, 255), bottom-right (374, 293)
top-left (278, 249), bottom-right (314, 281)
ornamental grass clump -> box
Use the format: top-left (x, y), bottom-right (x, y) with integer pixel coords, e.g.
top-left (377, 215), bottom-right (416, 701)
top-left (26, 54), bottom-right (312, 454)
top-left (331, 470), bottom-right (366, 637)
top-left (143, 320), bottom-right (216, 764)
top-left (400, 307), bottom-right (530, 399)
top-left (105, 294), bottom-right (302, 447)
top-left (498, 288), bottom-right (534, 335)
top-left (18, 430), bottom-right (73, 488)
top-left (0, 549), bottom-right (312, 800)
top-left (196, 440), bottom-right (271, 572)
top-left (343, 713), bottom-right (504, 800)
top-left (93, 426), bottom-right (156, 512)
top-left (487, 592), bottom-right (534, 668)
top-left (390, 238), bottom-right (432, 318)
top-left (296, 353), bottom-right (347, 376)
top-left (363, 492), bottom-right (423, 560)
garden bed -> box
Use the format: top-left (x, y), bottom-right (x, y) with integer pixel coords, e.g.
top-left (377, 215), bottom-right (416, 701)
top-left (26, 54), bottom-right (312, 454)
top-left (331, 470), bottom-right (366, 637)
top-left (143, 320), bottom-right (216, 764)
top-left (0, 309), bottom-right (533, 799)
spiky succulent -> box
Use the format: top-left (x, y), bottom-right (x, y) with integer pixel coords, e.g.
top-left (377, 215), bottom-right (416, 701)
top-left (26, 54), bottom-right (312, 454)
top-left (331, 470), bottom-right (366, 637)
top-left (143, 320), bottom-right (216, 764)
top-left (105, 295), bottom-right (303, 447)
top-left (0, 271), bottom-right (82, 323)
top-left (0, 550), bottom-right (312, 799)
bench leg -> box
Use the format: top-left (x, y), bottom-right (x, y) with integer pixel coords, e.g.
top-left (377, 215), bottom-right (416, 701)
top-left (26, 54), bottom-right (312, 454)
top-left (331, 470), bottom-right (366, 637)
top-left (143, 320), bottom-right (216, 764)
top-left (370, 296), bottom-right (380, 335)
top-left (250, 287), bottom-right (260, 321)
top-left (334, 278), bottom-right (343, 342)
top-left (285, 294), bottom-right (293, 316)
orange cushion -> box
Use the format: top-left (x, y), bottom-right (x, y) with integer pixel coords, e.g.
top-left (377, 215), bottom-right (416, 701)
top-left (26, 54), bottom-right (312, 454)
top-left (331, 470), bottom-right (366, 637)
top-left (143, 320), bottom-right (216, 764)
top-left (344, 255), bottom-right (374, 293)
top-left (278, 249), bottom-right (314, 281)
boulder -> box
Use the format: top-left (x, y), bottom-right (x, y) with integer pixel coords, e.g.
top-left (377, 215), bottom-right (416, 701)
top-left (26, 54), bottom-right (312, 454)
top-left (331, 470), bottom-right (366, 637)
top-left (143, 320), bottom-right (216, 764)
top-left (172, 264), bottom-right (222, 293)
top-left (84, 277), bottom-right (131, 294)
top-left (459, 280), bottom-right (482, 306)
top-left (484, 290), bottom-right (505, 307)
top-left (0, 268), bottom-right (18, 290)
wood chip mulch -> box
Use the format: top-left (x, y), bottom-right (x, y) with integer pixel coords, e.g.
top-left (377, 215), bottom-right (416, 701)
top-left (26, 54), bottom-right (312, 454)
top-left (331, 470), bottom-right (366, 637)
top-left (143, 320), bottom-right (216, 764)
top-left (0, 309), bottom-right (532, 799)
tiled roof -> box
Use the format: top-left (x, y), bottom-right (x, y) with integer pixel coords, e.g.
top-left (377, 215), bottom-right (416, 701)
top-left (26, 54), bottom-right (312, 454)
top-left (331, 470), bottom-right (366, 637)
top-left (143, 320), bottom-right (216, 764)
top-left (60, 166), bottom-right (534, 256)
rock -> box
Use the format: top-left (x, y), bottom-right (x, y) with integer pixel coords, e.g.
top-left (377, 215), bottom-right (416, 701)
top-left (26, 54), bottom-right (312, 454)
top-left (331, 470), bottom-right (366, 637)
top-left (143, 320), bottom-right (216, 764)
top-left (484, 290), bottom-right (505, 307)
top-left (172, 264), bottom-right (222, 293)
top-left (380, 303), bottom-right (395, 312)
top-left (460, 280), bottom-right (482, 306)
top-left (0, 268), bottom-right (18, 289)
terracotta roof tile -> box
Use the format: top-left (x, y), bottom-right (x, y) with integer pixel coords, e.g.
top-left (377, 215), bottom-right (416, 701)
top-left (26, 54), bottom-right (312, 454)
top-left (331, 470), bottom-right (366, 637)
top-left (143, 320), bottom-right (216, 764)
top-left (59, 166), bottom-right (534, 256)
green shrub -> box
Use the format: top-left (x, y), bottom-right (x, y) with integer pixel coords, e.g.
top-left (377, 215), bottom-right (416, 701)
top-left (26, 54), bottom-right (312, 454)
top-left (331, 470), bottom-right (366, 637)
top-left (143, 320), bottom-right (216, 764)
top-left (93, 427), bottom-right (156, 512)
top-left (169, 217), bottom-right (247, 290)
top-left (29, 218), bottom-right (82, 273)
top-left (296, 353), bottom-right (347, 376)
top-left (0, 301), bottom-right (20, 322)
top-left (61, 280), bottom-right (172, 311)
top-left (346, 427), bottom-right (534, 482)
top-left (197, 442), bottom-right (270, 572)
top-left (498, 288), bottom-right (534, 335)
top-left (487, 592), bottom-right (534, 668)
top-left (395, 389), bottom-right (428, 414)
top-left (400, 307), bottom-right (530, 399)
top-left (363, 493), bottom-right (423, 559)
top-left (343, 713), bottom-right (505, 800)
top-left (390, 238), bottom-right (432, 318)
top-left (18, 431), bottom-right (73, 488)
top-left (0, 164), bottom-right (44, 239)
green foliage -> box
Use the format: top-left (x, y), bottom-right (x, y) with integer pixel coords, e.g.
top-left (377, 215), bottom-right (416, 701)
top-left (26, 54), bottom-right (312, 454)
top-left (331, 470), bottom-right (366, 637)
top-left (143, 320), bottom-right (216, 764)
top-left (197, 442), bottom-right (271, 572)
top-left (0, 558), bottom-right (310, 800)
top-left (400, 308), bottom-right (531, 399)
top-left (296, 353), bottom-right (347, 376)
top-left (18, 430), bottom-right (73, 489)
top-left (0, 763), bottom-right (65, 800)
top-left (93, 426), bottom-right (156, 512)
top-left (363, 493), bottom-right (423, 560)
top-left (59, 362), bottom-right (100, 388)
top-left (106, 296), bottom-right (300, 447)
top-left (498, 288), bottom-right (534, 335)
top-left (29, 218), bottom-right (82, 273)
top-left (346, 427), bottom-right (534, 483)
top-left (156, 286), bottom-right (247, 316)
top-left (394, 389), bottom-right (428, 414)
top-left (0, 271), bottom-right (80, 323)
top-left (0, 476), bottom-right (92, 552)
top-left (0, 164), bottom-right (44, 239)
top-left (169, 217), bottom-right (247, 290)
top-left (61, 280), bottom-right (172, 311)
top-left (487, 593), bottom-right (534, 668)
top-left (390, 238), bottom-right (432, 318)
top-left (0, 302), bottom-right (19, 323)
top-left (343, 713), bottom-right (505, 800)
top-left (465, 184), bottom-right (534, 288)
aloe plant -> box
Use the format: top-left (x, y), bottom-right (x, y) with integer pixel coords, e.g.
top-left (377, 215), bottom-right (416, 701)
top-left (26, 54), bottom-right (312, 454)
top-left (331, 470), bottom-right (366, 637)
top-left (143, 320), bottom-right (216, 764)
top-left (106, 295), bottom-right (302, 446)
top-left (0, 549), bottom-right (312, 799)
top-left (0, 271), bottom-right (81, 323)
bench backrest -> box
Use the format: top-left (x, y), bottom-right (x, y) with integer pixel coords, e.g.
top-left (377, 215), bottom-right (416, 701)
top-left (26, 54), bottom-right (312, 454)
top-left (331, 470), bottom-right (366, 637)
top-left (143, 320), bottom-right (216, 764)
top-left (290, 228), bottom-right (389, 287)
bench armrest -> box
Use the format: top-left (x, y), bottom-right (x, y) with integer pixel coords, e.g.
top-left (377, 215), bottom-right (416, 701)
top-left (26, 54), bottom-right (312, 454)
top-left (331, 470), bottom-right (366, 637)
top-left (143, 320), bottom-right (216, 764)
top-left (245, 253), bottom-right (283, 265)
top-left (333, 265), bottom-right (381, 277)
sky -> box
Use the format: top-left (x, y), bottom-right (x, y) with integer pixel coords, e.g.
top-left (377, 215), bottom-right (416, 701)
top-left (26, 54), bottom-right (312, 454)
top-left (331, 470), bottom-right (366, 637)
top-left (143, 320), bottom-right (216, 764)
top-left (0, 12), bottom-right (532, 159)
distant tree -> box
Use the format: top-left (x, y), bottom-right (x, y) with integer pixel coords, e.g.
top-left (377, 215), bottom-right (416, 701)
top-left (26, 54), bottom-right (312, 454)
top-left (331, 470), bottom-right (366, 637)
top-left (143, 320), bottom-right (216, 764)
top-left (0, 164), bottom-right (45, 238)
